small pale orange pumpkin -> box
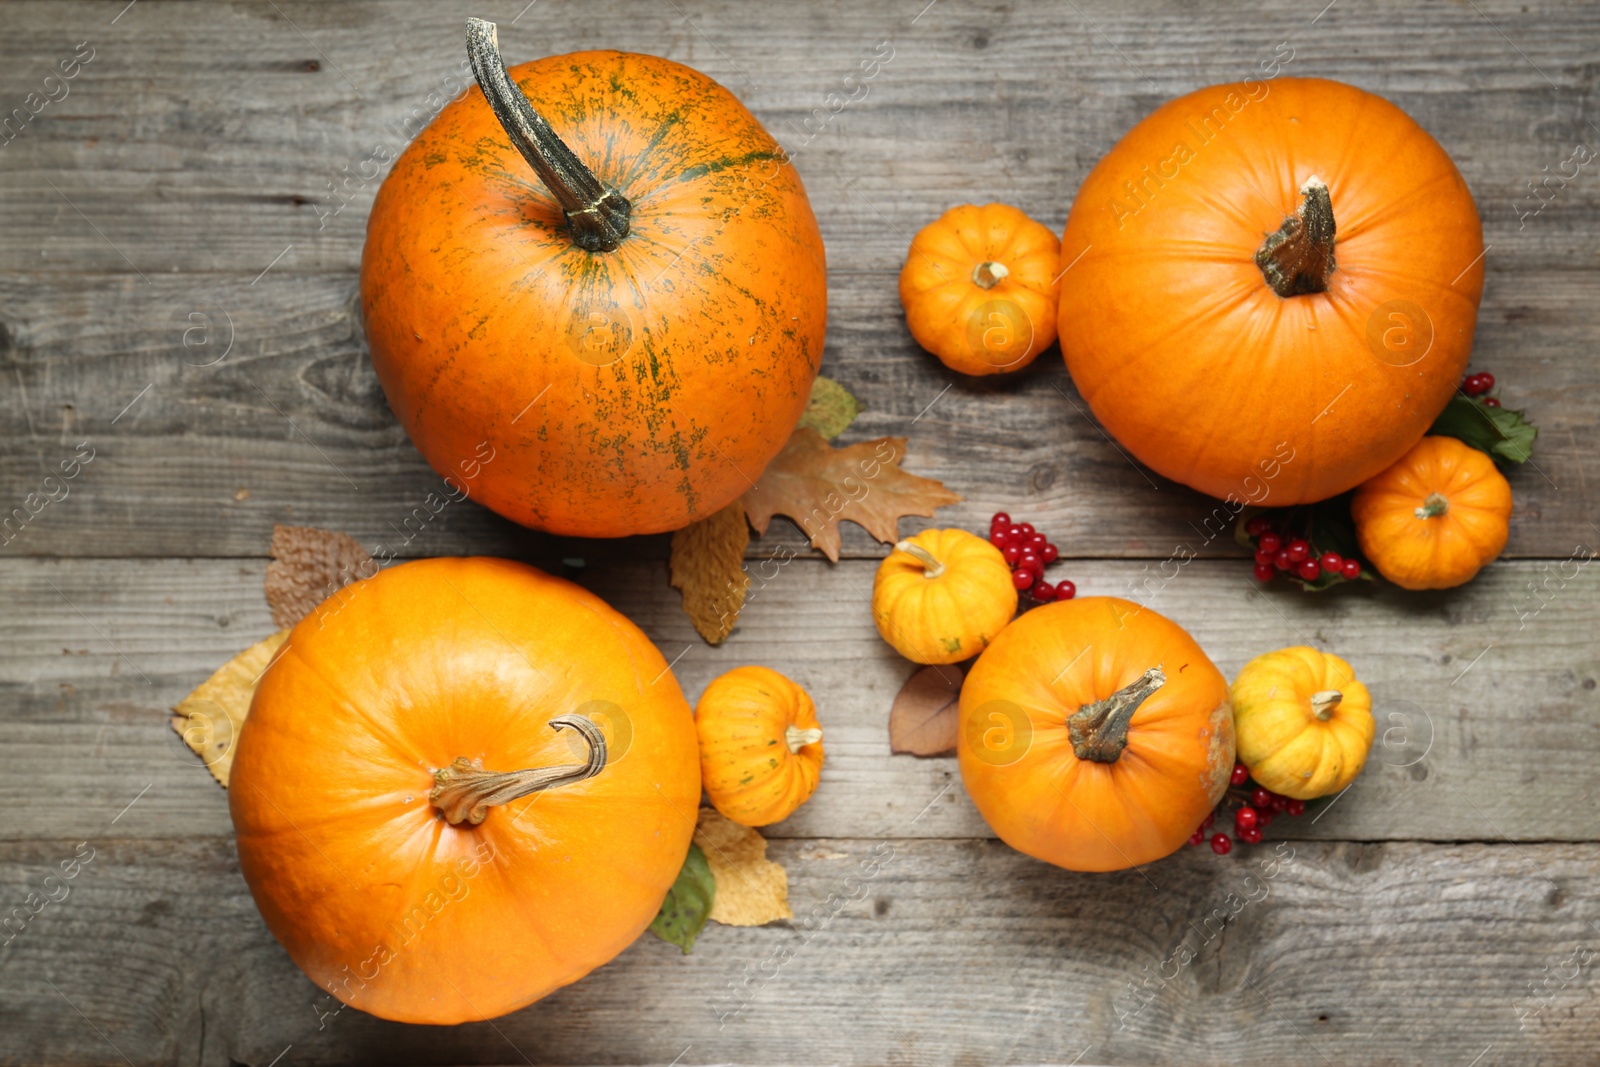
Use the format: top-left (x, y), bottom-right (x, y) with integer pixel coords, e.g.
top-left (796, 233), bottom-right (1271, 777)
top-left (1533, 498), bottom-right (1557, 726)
top-left (1352, 435), bottom-right (1512, 590)
top-left (899, 203), bottom-right (1061, 375)
top-left (696, 666), bottom-right (823, 827)
top-left (872, 528), bottom-right (1018, 665)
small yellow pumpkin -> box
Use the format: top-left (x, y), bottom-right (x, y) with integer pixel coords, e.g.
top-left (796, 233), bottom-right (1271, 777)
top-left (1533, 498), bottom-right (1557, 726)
top-left (696, 666), bottom-right (823, 827)
top-left (872, 528), bottom-right (1018, 665)
top-left (1351, 435), bottom-right (1512, 590)
top-left (1230, 647), bottom-right (1375, 800)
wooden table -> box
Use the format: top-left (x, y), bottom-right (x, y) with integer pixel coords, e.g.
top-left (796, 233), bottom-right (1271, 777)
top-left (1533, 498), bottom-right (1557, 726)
top-left (3, 1), bottom-right (1597, 1063)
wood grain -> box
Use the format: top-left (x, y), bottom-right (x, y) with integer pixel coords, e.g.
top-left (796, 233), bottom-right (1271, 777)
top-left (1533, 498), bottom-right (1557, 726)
top-left (3, 555), bottom-right (1595, 843)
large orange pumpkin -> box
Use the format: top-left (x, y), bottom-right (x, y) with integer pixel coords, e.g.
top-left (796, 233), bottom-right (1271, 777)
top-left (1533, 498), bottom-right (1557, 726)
top-left (958, 597), bottom-right (1233, 872)
top-left (1059, 78), bottom-right (1484, 505)
top-left (228, 557), bottom-right (700, 1024)
top-left (361, 20), bottom-right (827, 537)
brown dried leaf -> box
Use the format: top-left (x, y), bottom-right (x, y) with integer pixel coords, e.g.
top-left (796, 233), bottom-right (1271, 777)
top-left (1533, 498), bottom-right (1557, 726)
top-left (889, 664), bottom-right (964, 757)
top-left (264, 524), bottom-right (372, 629)
top-left (669, 500), bottom-right (750, 645)
top-left (170, 630), bottom-right (290, 788)
top-left (694, 808), bottom-right (791, 926)
top-left (743, 428), bottom-right (962, 561)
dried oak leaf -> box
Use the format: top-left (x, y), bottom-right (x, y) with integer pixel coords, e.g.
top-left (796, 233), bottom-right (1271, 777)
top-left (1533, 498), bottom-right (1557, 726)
top-left (743, 428), bottom-right (962, 562)
top-left (669, 499), bottom-right (750, 645)
top-left (170, 629), bottom-right (289, 788)
top-left (889, 664), bottom-right (964, 757)
top-left (265, 524), bottom-right (372, 629)
top-left (694, 808), bottom-right (792, 926)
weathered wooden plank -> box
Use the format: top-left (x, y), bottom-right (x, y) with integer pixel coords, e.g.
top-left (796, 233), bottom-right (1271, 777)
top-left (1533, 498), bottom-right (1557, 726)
top-left (2, 1), bottom-right (1596, 274)
top-left (3, 556), bottom-right (1595, 843)
top-left (1, 834), bottom-right (1595, 1065)
top-left (1, 267), bottom-right (1591, 559)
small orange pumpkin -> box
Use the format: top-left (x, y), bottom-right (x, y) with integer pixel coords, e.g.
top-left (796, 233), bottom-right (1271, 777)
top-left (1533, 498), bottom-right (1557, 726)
top-left (696, 666), bottom-right (823, 827)
top-left (229, 557), bottom-right (700, 1024)
top-left (1231, 646), bottom-right (1374, 800)
top-left (1059, 78), bottom-right (1484, 504)
top-left (362, 20), bottom-right (827, 537)
top-left (959, 597), bottom-right (1233, 872)
top-left (872, 528), bottom-right (1018, 665)
top-left (1352, 435), bottom-right (1512, 590)
top-left (900, 203), bottom-right (1061, 375)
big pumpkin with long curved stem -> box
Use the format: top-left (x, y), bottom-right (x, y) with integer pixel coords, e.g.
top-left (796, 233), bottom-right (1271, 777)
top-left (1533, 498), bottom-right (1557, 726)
top-left (1058, 78), bottom-right (1484, 505)
top-left (228, 557), bottom-right (701, 1024)
top-left (361, 19), bottom-right (827, 537)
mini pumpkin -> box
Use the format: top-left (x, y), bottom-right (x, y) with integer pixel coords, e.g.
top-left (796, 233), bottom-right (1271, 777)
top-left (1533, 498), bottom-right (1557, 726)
top-left (1352, 435), bottom-right (1512, 590)
top-left (229, 557), bottom-right (700, 1024)
top-left (899, 203), bottom-right (1061, 375)
top-left (872, 528), bottom-right (1018, 665)
top-left (1231, 646), bottom-right (1375, 800)
top-left (958, 597), bottom-right (1233, 872)
top-left (696, 666), bottom-right (823, 827)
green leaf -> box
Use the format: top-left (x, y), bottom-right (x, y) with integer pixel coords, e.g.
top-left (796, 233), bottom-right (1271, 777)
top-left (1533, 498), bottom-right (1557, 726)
top-left (649, 843), bottom-right (715, 954)
top-left (797, 376), bottom-right (862, 440)
top-left (1428, 394), bottom-right (1538, 466)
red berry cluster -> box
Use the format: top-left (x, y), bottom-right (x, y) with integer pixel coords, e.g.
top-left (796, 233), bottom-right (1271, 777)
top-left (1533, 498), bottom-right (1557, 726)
top-left (1462, 370), bottom-right (1500, 407)
top-left (1243, 515), bottom-right (1361, 584)
top-left (989, 512), bottom-right (1076, 603)
top-left (1187, 762), bottom-right (1308, 854)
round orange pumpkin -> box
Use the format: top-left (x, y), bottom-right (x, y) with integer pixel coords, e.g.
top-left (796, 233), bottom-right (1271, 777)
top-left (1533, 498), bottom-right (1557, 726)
top-left (958, 597), bottom-right (1233, 872)
top-left (696, 666), bottom-right (824, 827)
top-left (871, 528), bottom-right (1018, 665)
top-left (361, 20), bottom-right (827, 537)
top-left (1059, 78), bottom-right (1484, 504)
top-left (899, 203), bottom-right (1061, 375)
top-left (228, 556), bottom-right (701, 1024)
top-left (1352, 435), bottom-right (1512, 589)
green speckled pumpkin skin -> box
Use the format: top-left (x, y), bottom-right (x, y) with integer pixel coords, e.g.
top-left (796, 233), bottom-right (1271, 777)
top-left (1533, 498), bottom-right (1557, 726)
top-left (361, 51), bottom-right (827, 537)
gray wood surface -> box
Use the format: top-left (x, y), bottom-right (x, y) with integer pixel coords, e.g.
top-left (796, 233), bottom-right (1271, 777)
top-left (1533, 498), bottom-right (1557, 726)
top-left (3, 0), bottom-right (1599, 1064)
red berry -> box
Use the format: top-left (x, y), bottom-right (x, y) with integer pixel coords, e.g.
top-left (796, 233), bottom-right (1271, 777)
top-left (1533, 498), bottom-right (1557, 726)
top-left (1257, 810), bottom-right (1274, 828)
top-left (1257, 532), bottom-right (1282, 554)
top-left (1235, 806), bottom-right (1259, 832)
top-left (1245, 516), bottom-right (1271, 537)
top-left (1011, 569), bottom-right (1034, 591)
top-left (1253, 562), bottom-right (1275, 581)
top-left (1041, 543), bottom-right (1059, 563)
top-left (1055, 580), bottom-right (1076, 600)
top-left (1018, 523), bottom-right (1035, 536)
top-left (1018, 551), bottom-right (1041, 571)
top-left (1239, 826), bottom-right (1263, 845)
top-left (1478, 372), bottom-right (1496, 392)
top-left (1273, 549), bottom-right (1292, 571)
top-left (1254, 548), bottom-right (1275, 566)
top-left (1189, 830), bottom-right (1205, 846)
top-left (1285, 799), bottom-right (1305, 816)
top-left (1484, 397), bottom-right (1502, 408)
top-left (1296, 558), bottom-right (1321, 581)
top-left (1462, 374), bottom-right (1485, 396)
top-left (991, 512), bottom-right (1011, 527)
top-left (1202, 811), bottom-right (1215, 829)
top-left (1268, 792), bottom-right (1289, 810)
top-left (1319, 552), bottom-right (1343, 574)
top-left (1286, 539), bottom-right (1311, 562)
top-left (1341, 558), bottom-right (1361, 580)
top-left (1032, 581), bottom-right (1057, 602)
top-left (1251, 787), bottom-right (1272, 809)
top-left (1003, 544), bottom-right (1022, 564)
top-left (990, 530), bottom-right (1011, 549)
top-left (1230, 763), bottom-right (1249, 786)
top-left (1006, 525), bottom-right (1024, 541)
top-left (1028, 533), bottom-right (1048, 550)
top-left (1210, 833), bottom-right (1232, 855)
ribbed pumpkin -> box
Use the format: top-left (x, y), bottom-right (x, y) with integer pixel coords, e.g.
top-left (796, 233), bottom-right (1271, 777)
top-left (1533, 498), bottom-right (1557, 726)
top-left (1231, 646), bottom-right (1374, 800)
top-left (361, 20), bottom-right (827, 537)
top-left (696, 666), bottom-right (824, 827)
top-left (1059, 78), bottom-right (1484, 504)
top-left (872, 528), bottom-right (1018, 665)
top-left (228, 557), bottom-right (700, 1024)
top-left (958, 597), bottom-right (1233, 872)
top-left (1352, 435), bottom-right (1512, 589)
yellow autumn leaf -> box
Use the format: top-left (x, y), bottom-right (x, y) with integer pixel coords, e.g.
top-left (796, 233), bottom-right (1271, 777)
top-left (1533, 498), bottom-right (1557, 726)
top-left (694, 807), bottom-right (791, 926)
top-left (170, 630), bottom-right (289, 787)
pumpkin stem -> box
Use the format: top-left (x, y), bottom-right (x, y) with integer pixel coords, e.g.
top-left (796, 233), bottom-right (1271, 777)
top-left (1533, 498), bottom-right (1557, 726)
top-left (785, 724), bottom-right (823, 752)
top-left (1415, 492), bottom-right (1450, 519)
top-left (1068, 667), bottom-right (1165, 764)
top-left (1310, 689), bottom-right (1342, 721)
top-left (464, 18), bottom-right (631, 252)
top-left (1255, 175), bottom-right (1336, 297)
top-left (972, 261), bottom-right (1009, 289)
top-left (429, 714), bottom-right (607, 826)
top-left (894, 539), bottom-right (946, 579)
